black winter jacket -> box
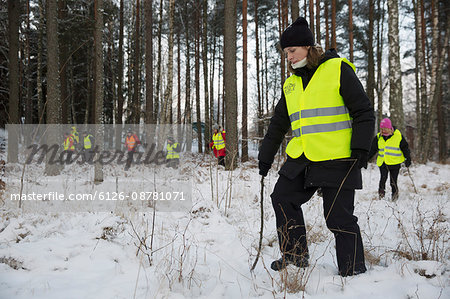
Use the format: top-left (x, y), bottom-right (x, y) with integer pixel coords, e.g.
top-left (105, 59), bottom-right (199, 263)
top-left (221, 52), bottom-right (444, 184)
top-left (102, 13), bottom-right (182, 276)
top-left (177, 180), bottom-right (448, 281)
top-left (368, 130), bottom-right (411, 165)
top-left (258, 49), bottom-right (375, 189)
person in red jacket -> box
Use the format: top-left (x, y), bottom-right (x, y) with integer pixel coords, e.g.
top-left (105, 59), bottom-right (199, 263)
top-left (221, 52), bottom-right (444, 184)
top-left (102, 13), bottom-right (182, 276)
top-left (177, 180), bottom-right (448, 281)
top-left (209, 124), bottom-right (226, 166)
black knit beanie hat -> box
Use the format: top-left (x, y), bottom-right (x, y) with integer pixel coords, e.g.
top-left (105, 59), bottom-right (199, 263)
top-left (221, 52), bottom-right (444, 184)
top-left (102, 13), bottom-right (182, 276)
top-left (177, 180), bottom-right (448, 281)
top-left (280, 17), bottom-right (314, 49)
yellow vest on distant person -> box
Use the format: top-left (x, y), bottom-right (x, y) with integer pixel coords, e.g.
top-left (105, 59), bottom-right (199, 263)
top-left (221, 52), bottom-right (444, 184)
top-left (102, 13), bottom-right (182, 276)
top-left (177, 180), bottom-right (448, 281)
top-left (212, 132), bottom-right (225, 150)
top-left (166, 143), bottom-right (180, 159)
top-left (84, 135), bottom-right (93, 149)
top-left (284, 58), bottom-right (353, 161)
top-left (376, 130), bottom-right (405, 166)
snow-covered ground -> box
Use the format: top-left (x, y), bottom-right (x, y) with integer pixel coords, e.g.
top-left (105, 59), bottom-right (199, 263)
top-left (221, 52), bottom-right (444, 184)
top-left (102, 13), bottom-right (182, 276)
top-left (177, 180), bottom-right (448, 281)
top-left (0, 151), bottom-right (449, 298)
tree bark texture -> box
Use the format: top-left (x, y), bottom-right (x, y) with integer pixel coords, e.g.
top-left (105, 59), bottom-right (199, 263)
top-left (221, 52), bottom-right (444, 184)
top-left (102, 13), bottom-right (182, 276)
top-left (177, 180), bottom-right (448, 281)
top-left (224, 0), bottom-right (238, 169)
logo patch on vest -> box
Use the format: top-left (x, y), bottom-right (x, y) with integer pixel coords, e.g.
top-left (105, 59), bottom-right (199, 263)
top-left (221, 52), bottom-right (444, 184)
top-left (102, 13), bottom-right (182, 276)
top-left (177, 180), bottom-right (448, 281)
top-left (284, 83), bottom-right (295, 95)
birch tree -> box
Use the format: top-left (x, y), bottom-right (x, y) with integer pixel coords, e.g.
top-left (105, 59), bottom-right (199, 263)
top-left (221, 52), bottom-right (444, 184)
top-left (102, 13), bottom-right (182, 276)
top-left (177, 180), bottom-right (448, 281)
top-left (387, 0), bottom-right (404, 132)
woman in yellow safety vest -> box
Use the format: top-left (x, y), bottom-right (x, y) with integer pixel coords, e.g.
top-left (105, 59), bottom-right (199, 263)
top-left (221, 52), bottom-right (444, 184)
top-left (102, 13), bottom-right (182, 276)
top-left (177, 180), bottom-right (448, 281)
top-left (209, 124), bottom-right (226, 166)
top-left (258, 17), bottom-right (375, 276)
top-left (369, 118), bottom-right (411, 200)
top-left (166, 137), bottom-right (180, 168)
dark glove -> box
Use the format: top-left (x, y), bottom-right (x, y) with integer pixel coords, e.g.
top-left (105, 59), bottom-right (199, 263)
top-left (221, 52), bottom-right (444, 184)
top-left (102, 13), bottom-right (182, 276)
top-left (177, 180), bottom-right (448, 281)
top-left (351, 149), bottom-right (368, 169)
top-left (258, 161), bottom-right (271, 177)
top-left (405, 159), bottom-right (411, 167)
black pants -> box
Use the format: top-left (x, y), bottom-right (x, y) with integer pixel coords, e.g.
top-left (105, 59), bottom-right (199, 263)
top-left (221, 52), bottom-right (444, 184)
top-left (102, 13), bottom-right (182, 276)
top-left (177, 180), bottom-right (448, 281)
top-left (271, 170), bottom-right (366, 276)
top-left (379, 163), bottom-right (400, 196)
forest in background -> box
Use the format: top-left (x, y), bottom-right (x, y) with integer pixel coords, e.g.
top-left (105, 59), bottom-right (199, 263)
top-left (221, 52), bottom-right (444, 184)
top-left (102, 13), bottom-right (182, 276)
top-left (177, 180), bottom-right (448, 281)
top-left (1, 0), bottom-right (449, 172)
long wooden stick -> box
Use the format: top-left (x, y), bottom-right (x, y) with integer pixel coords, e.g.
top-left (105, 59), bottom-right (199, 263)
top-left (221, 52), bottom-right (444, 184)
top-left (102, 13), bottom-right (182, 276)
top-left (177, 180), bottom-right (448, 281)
top-left (251, 176), bottom-right (265, 271)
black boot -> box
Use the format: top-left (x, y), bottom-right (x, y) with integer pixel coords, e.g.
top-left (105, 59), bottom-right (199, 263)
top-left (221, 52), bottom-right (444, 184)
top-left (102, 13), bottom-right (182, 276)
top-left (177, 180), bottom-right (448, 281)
top-left (378, 189), bottom-right (385, 199)
top-left (392, 191), bottom-right (399, 201)
top-left (270, 254), bottom-right (309, 271)
top-left (339, 267), bottom-right (366, 277)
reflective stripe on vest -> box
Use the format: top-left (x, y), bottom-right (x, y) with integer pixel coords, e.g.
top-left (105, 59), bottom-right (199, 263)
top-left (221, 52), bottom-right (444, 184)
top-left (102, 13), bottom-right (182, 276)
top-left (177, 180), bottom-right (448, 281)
top-left (166, 143), bottom-right (180, 159)
top-left (212, 132), bottom-right (225, 150)
top-left (376, 130), bottom-right (405, 166)
top-left (284, 58), bottom-right (353, 161)
top-left (84, 135), bottom-right (93, 149)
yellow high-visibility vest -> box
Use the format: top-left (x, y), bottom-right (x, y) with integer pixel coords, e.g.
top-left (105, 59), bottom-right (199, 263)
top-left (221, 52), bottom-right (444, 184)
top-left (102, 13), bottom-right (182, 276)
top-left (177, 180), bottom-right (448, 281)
top-left (166, 143), bottom-right (180, 159)
top-left (212, 132), bottom-right (225, 150)
top-left (63, 136), bottom-right (74, 151)
top-left (84, 135), bottom-right (93, 149)
top-left (376, 130), bottom-right (405, 166)
top-left (284, 58), bottom-right (353, 161)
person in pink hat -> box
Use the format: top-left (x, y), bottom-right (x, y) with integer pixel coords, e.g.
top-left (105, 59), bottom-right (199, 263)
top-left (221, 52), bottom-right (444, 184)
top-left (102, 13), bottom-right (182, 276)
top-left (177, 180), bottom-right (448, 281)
top-left (369, 118), bottom-right (411, 200)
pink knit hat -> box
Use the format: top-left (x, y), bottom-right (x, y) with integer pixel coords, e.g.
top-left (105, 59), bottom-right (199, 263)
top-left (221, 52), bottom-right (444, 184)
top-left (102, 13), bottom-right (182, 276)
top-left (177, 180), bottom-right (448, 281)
top-left (380, 118), bottom-right (393, 129)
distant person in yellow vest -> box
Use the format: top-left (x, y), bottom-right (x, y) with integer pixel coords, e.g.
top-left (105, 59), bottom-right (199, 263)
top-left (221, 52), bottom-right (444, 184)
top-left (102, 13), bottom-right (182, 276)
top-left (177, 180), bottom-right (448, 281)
top-left (70, 126), bottom-right (80, 150)
top-left (258, 17), bottom-right (374, 276)
top-left (63, 132), bottom-right (75, 151)
top-left (209, 124), bottom-right (226, 166)
top-left (166, 137), bottom-right (180, 168)
top-left (82, 131), bottom-right (95, 161)
top-left (369, 118), bottom-right (411, 200)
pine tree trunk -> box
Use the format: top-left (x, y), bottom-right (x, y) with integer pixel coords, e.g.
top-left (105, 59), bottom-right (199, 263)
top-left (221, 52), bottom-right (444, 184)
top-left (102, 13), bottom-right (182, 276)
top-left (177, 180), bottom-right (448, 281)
top-left (59, 0), bottom-right (69, 124)
top-left (367, 0), bottom-right (375, 107)
top-left (387, 0), bottom-right (404, 132)
top-left (202, 0), bottom-right (210, 153)
top-left (45, 0), bottom-right (61, 175)
top-left (210, 33), bottom-right (216, 125)
top-left (94, 0), bottom-right (104, 183)
top-left (25, 0), bottom-right (32, 127)
top-left (316, 0), bottom-right (321, 45)
top-left (331, 0), bottom-right (336, 49)
top-left (348, 0), bottom-right (354, 62)
top-left (417, 0), bottom-right (427, 157)
top-left (242, 0), bottom-right (248, 162)
top-left (217, 38), bottom-right (221, 124)
top-left (291, 0), bottom-right (299, 21)
top-left (177, 32), bottom-right (181, 126)
top-left (277, 0), bottom-right (286, 86)
top-left (184, 1), bottom-right (192, 151)
top-left (133, 0), bottom-right (141, 124)
top-left (309, 0), bottom-right (314, 38)
top-left (413, 0), bottom-right (420, 155)
top-left (376, 0), bottom-right (385, 127)
top-left (224, 0), bottom-right (238, 169)
top-left (37, 0), bottom-right (44, 123)
top-left (7, 0), bottom-right (20, 163)
top-left (325, 0), bottom-right (329, 49)
top-left (195, 2), bottom-right (202, 153)
top-left (422, 1), bottom-right (448, 162)
top-left (264, 22), bottom-right (269, 115)
top-left (155, 0), bottom-right (163, 122)
top-left (162, 0), bottom-right (175, 125)
top-left (255, 0), bottom-right (263, 139)
top-left (116, 0), bottom-right (124, 149)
